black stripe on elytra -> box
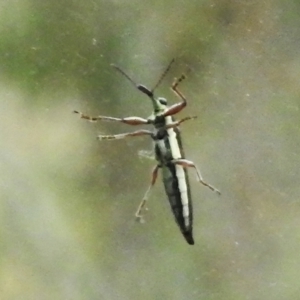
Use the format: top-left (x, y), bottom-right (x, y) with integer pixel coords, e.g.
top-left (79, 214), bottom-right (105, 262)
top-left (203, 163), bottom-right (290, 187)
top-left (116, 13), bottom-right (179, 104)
top-left (162, 163), bottom-right (194, 244)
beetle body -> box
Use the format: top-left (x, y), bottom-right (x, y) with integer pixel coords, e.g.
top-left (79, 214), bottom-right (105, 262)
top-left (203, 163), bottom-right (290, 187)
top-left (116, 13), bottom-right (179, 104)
top-left (74, 60), bottom-right (220, 245)
top-left (149, 102), bottom-right (194, 244)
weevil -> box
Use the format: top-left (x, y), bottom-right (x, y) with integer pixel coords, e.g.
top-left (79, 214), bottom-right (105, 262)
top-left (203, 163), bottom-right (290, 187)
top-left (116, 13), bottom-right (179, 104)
top-left (74, 59), bottom-right (220, 245)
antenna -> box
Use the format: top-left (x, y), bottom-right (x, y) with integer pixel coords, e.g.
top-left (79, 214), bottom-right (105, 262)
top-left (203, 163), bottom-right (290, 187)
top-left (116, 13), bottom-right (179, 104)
top-left (111, 63), bottom-right (154, 98)
top-left (111, 59), bottom-right (175, 98)
top-left (151, 58), bottom-right (175, 92)
top-left (111, 64), bottom-right (138, 89)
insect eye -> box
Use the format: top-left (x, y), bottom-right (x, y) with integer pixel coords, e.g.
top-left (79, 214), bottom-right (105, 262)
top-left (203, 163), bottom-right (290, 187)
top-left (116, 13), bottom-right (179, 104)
top-left (158, 98), bottom-right (167, 105)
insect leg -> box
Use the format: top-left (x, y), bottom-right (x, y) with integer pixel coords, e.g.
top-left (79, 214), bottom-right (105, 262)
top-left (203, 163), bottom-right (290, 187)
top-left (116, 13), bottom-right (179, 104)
top-left (135, 164), bottom-right (160, 222)
top-left (162, 74), bottom-right (188, 117)
top-left (98, 129), bottom-right (153, 141)
top-left (172, 74), bottom-right (187, 97)
top-left (74, 111), bottom-right (149, 126)
top-left (172, 159), bottom-right (221, 195)
top-left (165, 116), bottom-right (197, 130)
top-left (138, 150), bottom-right (155, 160)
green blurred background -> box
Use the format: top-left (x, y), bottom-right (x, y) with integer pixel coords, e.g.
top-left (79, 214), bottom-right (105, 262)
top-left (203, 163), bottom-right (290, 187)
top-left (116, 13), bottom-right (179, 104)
top-left (2, 0), bottom-right (300, 299)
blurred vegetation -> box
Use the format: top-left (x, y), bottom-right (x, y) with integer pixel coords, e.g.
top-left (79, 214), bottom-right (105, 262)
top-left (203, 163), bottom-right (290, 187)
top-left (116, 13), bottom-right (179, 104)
top-left (1, 0), bottom-right (300, 299)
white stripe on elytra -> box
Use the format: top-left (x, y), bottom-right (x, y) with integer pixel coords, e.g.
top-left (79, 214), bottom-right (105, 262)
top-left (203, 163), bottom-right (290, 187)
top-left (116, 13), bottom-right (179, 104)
top-left (165, 116), bottom-right (190, 227)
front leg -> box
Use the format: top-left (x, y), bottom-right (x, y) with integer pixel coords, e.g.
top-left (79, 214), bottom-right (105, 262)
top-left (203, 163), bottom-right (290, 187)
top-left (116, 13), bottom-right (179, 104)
top-left (74, 110), bottom-right (150, 126)
top-left (162, 74), bottom-right (188, 117)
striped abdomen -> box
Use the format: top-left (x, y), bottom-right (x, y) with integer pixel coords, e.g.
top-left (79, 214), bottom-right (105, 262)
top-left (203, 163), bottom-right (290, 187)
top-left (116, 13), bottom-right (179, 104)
top-left (154, 116), bottom-right (194, 245)
top-left (161, 163), bottom-right (194, 245)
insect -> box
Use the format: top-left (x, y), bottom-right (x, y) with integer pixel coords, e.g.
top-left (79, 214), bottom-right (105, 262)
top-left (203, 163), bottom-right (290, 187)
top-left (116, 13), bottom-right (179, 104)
top-left (74, 59), bottom-right (220, 245)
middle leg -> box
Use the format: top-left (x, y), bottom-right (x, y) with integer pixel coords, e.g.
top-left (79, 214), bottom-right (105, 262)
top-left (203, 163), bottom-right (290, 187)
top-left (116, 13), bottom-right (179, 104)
top-left (165, 116), bottom-right (197, 130)
top-left (98, 129), bottom-right (153, 141)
